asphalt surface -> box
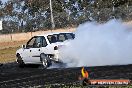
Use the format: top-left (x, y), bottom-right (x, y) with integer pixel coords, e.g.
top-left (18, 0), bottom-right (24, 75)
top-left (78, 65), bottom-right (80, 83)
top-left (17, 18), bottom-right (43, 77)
top-left (0, 62), bottom-right (132, 88)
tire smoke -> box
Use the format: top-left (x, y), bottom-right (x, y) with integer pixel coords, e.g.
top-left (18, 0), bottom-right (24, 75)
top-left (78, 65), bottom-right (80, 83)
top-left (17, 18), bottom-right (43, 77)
top-left (59, 20), bottom-right (132, 67)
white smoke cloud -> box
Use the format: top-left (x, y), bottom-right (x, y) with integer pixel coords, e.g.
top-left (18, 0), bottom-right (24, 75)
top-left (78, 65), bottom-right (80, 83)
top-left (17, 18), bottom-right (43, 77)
top-left (59, 19), bottom-right (132, 67)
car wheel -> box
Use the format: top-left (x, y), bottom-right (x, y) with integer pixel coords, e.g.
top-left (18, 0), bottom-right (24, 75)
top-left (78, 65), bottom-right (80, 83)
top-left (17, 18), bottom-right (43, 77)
top-left (40, 53), bottom-right (51, 68)
top-left (17, 54), bottom-right (25, 68)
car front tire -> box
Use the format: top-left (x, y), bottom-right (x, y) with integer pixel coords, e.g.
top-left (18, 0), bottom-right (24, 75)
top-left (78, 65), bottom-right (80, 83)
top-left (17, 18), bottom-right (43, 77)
top-left (40, 53), bottom-right (51, 68)
top-left (16, 54), bottom-right (25, 68)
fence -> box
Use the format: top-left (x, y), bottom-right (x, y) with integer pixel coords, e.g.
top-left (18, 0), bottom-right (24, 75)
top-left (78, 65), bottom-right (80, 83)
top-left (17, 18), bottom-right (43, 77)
top-left (0, 28), bottom-right (75, 43)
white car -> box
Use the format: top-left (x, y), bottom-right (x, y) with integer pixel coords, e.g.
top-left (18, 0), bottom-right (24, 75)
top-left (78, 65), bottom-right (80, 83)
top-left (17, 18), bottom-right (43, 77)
top-left (16, 32), bottom-right (75, 68)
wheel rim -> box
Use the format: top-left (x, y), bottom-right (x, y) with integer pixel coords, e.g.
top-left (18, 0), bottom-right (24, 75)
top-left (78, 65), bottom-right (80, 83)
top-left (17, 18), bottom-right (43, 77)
top-left (42, 58), bottom-right (48, 68)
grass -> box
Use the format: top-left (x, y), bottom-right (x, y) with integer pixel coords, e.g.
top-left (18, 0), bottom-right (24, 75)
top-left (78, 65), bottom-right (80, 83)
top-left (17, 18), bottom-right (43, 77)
top-left (0, 47), bottom-right (20, 63)
top-left (0, 41), bottom-right (26, 63)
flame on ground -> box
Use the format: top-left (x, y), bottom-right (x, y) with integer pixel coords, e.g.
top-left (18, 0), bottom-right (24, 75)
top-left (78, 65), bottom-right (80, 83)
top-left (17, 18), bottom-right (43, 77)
top-left (81, 67), bottom-right (89, 78)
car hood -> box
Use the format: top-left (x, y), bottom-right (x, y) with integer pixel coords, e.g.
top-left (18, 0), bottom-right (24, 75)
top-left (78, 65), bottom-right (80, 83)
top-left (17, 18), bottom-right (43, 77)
top-left (16, 48), bottom-right (23, 54)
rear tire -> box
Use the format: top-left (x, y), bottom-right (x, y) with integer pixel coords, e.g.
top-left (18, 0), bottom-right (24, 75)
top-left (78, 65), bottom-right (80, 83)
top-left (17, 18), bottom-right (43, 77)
top-left (16, 54), bottom-right (25, 68)
top-left (40, 53), bottom-right (51, 68)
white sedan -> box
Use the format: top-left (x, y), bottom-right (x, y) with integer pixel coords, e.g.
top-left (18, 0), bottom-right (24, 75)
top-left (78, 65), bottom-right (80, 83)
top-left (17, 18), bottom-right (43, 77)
top-left (16, 32), bottom-right (75, 68)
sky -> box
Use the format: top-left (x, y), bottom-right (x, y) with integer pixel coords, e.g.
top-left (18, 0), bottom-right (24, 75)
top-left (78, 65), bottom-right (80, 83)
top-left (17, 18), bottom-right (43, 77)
top-left (1, 0), bottom-right (9, 3)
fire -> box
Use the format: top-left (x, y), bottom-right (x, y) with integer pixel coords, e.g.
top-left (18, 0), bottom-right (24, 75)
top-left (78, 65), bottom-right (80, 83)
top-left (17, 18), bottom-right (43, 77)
top-left (79, 67), bottom-right (131, 86)
top-left (78, 67), bottom-right (90, 86)
top-left (81, 67), bottom-right (89, 78)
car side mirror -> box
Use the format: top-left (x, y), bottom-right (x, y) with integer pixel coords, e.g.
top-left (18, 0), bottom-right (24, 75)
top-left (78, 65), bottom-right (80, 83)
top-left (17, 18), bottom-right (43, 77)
top-left (22, 45), bottom-right (26, 49)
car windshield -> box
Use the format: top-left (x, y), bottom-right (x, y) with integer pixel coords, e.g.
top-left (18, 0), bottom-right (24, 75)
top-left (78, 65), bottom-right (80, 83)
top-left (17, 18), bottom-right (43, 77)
top-left (47, 33), bottom-right (75, 43)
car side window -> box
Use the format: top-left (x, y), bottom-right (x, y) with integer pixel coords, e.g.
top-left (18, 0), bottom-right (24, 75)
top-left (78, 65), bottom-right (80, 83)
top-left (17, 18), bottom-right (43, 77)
top-left (66, 33), bottom-right (73, 39)
top-left (34, 37), bottom-right (42, 48)
top-left (26, 37), bottom-right (36, 48)
top-left (58, 34), bottom-right (65, 42)
top-left (47, 35), bottom-right (57, 44)
top-left (33, 36), bottom-right (48, 48)
top-left (26, 36), bottom-right (47, 48)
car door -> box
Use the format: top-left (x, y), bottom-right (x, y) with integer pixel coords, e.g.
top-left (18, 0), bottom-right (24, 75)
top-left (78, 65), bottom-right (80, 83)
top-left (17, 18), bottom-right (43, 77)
top-left (23, 36), bottom-right (43, 63)
top-left (21, 36), bottom-right (36, 63)
top-left (30, 36), bottom-right (48, 63)
top-left (29, 36), bottom-right (42, 63)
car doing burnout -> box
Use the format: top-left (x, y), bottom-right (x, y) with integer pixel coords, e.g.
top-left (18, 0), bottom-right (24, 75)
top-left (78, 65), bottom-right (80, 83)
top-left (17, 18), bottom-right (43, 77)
top-left (16, 32), bottom-right (75, 68)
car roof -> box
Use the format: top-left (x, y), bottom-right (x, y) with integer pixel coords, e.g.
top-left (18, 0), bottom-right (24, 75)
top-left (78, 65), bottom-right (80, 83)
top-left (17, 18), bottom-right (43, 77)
top-left (36, 32), bottom-right (73, 37)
